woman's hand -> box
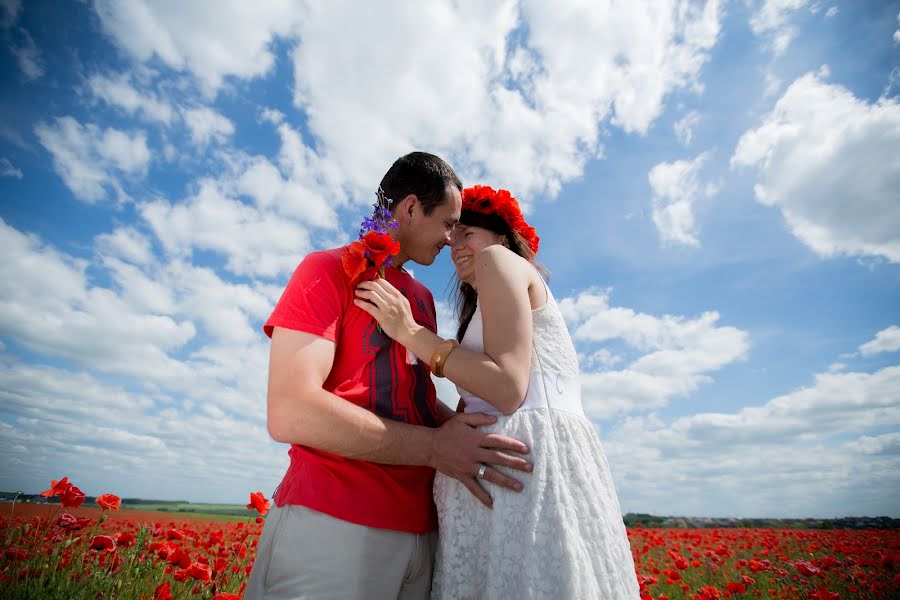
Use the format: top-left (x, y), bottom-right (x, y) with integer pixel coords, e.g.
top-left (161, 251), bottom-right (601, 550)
top-left (354, 278), bottom-right (420, 344)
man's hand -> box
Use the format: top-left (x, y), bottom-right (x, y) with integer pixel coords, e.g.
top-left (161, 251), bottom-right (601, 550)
top-left (431, 412), bottom-right (532, 508)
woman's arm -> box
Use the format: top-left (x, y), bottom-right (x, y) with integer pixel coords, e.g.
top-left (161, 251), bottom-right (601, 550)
top-left (355, 246), bottom-right (534, 415)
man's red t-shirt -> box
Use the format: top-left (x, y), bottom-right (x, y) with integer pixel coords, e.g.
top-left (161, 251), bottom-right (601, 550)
top-left (264, 247), bottom-right (440, 533)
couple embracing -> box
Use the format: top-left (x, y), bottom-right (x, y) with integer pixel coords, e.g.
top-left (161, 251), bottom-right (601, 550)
top-left (245, 152), bottom-right (640, 600)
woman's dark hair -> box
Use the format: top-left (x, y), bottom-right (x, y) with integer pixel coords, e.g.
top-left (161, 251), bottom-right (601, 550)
top-left (379, 151), bottom-right (462, 215)
top-left (454, 211), bottom-right (548, 341)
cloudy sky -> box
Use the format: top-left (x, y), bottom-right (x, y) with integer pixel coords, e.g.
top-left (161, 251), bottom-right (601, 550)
top-left (1, 0), bottom-right (898, 518)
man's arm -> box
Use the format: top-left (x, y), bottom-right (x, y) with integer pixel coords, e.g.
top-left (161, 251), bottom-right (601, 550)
top-left (266, 327), bottom-right (532, 507)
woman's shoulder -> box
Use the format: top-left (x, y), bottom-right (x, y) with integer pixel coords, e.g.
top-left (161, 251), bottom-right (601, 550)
top-left (477, 244), bottom-right (530, 271)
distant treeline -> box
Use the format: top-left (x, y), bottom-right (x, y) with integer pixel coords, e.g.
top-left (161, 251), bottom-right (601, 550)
top-left (4, 493), bottom-right (896, 529)
top-left (623, 513), bottom-right (900, 530)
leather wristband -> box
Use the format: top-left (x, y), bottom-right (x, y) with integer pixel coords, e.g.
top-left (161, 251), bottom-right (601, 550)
top-left (429, 339), bottom-right (459, 378)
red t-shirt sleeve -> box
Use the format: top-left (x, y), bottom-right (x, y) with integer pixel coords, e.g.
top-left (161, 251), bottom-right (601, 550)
top-left (264, 250), bottom-right (349, 342)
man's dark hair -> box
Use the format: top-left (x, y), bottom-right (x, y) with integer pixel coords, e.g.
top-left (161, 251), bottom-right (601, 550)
top-left (379, 151), bottom-right (462, 216)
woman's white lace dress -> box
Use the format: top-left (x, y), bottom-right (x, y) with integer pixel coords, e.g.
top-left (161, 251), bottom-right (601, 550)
top-left (432, 287), bottom-right (640, 600)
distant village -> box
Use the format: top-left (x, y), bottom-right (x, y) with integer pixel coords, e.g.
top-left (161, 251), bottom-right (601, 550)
top-left (4, 491), bottom-right (897, 530)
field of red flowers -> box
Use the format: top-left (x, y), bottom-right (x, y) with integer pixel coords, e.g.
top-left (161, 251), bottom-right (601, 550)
top-left (2, 477), bottom-right (899, 599)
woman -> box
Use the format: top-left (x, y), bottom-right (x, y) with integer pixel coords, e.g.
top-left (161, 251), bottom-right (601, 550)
top-left (355, 185), bottom-right (639, 599)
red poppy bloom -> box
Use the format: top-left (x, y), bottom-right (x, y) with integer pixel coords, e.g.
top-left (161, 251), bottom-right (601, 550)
top-left (246, 491), bottom-right (271, 515)
top-left (39, 476), bottom-right (70, 497)
top-left (795, 560), bottom-right (821, 577)
top-left (59, 484), bottom-right (85, 508)
top-left (187, 562), bottom-right (212, 584)
top-left (56, 513), bottom-right (92, 531)
top-left (89, 535), bottom-right (116, 552)
top-left (342, 241), bottom-right (369, 284)
top-left (154, 582), bottom-right (173, 600)
top-left (115, 531), bottom-right (136, 546)
top-left (725, 582), bottom-right (747, 594)
top-left (96, 493), bottom-right (121, 511)
top-left (360, 231), bottom-right (400, 267)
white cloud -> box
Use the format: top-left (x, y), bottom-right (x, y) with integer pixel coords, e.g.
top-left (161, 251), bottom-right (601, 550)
top-left (288, 0), bottom-right (723, 199)
top-left (0, 0), bottom-right (21, 29)
top-left (860, 325), bottom-right (900, 356)
top-left (140, 179), bottom-right (313, 278)
top-left (34, 117), bottom-right (151, 203)
top-left (648, 152), bottom-right (717, 246)
top-left (674, 110), bottom-right (702, 146)
top-left (0, 157), bottom-right (22, 178)
top-left (603, 363), bottom-right (900, 517)
top-left (95, 227), bottom-right (155, 266)
top-left (732, 71), bottom-right (900, 262)
top-left (895, 11), bottom-right (900, 44)
top-left (10, 27), bottom-right (45, 80)
top-left (87, 72), bottom-right (176, 124)
top-left (824, 6), bottom-right (837, 19)
top-left (92, 0), bottom-right (301, 94)
top-left (183, 106), bottom-right (235, 147)
top-left (96, 1), bottom-right (723, 201)
top-left (0, 357), bottom-right (286, 504)
top-left (0, 219), bottom-right (196, 383)
top-left (749, 0), bottom-right (809, 55)
top-left (558, 288), bottom-right (749, 419)
top-left (844, 432), bottom-right (900, 456)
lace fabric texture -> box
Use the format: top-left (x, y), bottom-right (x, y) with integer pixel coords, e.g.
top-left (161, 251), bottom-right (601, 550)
top-left (432, 289), bottom-right (640, 599)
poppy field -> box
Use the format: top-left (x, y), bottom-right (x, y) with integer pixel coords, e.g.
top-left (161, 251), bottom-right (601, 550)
top-left (2, 477), bottom-right (899, 599)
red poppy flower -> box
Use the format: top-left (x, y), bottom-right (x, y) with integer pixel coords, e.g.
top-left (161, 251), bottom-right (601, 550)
top-left (795, 561), bottom-right (821, 577)
top-left (96, 493), bottom-right (121, 511)
top-left (89, 535), bottom-right (116, 552)
top-left (56, 513), bottom-right (92, 531)
top-left (154, 582), bottom-right (173, 600)
top-left (40, 476), bottom-right (70, 497)
top-left (342, 241), bottom-right (369, 284)
top-left (214, 594), bottom-right (240, 600)
top-left (361, 231), bottom-right (400, 267)
top-left (59, 484), bottom-right (85, 508)
top-left (115, 531), bottom-right (136, 546)
top-left (725, 582), bottom-right (747, 594)
top-left (246, 491), bottom-right (270, 515)
top-left (187, 562), bottom-right (212, 584)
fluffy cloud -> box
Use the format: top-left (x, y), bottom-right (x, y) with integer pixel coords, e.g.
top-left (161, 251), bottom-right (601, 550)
top-left (732, 70), bottom-right (900, 262)
top-left (0, 219), bottom-right (195, 383)
top-left (9, 27), bottom-right (44, 80)
top-left (34, 117), bottom-right (151, 203)
top-left (648, 152), bottom-right (717, 246)
top-left (674, 110), bottom-right (702, 146)
top-left (92, 0), bottom-right (301, 94)
top-left (89, 0), bottom-right (723, 200)
top-left (290, 0), bottom-right (722, 198)
top-left (859, 325), bottom-right (900, 357)
top-left (0, 358), bottom-right (286, 503)
top-left (0, 0), bottom-right (21, 29)
top-left (558, 288), bottom-right (749, 419)
top-left (140, 179), bottom-right (313, 279)
top-left (183, 106), bottom-right (235, 147)
top-left (0, 157), bottom-right (22, 178)
top-left (602, 363), bottom-right (900, 517)
top-left (87, 72), bottom-right (176, 124)
top-left (749, 0), bottom-right (809, 55)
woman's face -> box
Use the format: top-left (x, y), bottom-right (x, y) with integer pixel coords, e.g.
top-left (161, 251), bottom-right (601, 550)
top-left (450, 224), bottom-right (506, 284)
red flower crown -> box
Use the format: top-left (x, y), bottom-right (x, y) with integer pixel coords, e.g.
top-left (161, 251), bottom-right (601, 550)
top-left (462, 185), bottom-right (540, 255)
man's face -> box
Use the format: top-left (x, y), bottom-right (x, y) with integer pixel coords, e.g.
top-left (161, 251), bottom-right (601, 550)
top-left (405, 187), bottom-right (462, 266)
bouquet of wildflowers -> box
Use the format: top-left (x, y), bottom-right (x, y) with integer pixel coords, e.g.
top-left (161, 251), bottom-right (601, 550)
top-left (342, 187), bottom-right (401, 286)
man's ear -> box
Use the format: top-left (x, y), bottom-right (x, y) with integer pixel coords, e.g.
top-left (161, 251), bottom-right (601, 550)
top-left (393, 194), bottom-right (418, 225)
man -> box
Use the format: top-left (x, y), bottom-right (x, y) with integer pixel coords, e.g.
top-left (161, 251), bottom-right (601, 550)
top-left (245, 152), bottom-right (532, 600)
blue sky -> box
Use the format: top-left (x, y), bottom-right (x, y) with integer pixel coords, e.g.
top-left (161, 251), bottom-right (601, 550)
top-left (1, 0), bottom-right (898, 518)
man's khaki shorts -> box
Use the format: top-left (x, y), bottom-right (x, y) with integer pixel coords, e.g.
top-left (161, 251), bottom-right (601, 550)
top-left (244, 504), bottom-right (437, 600)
